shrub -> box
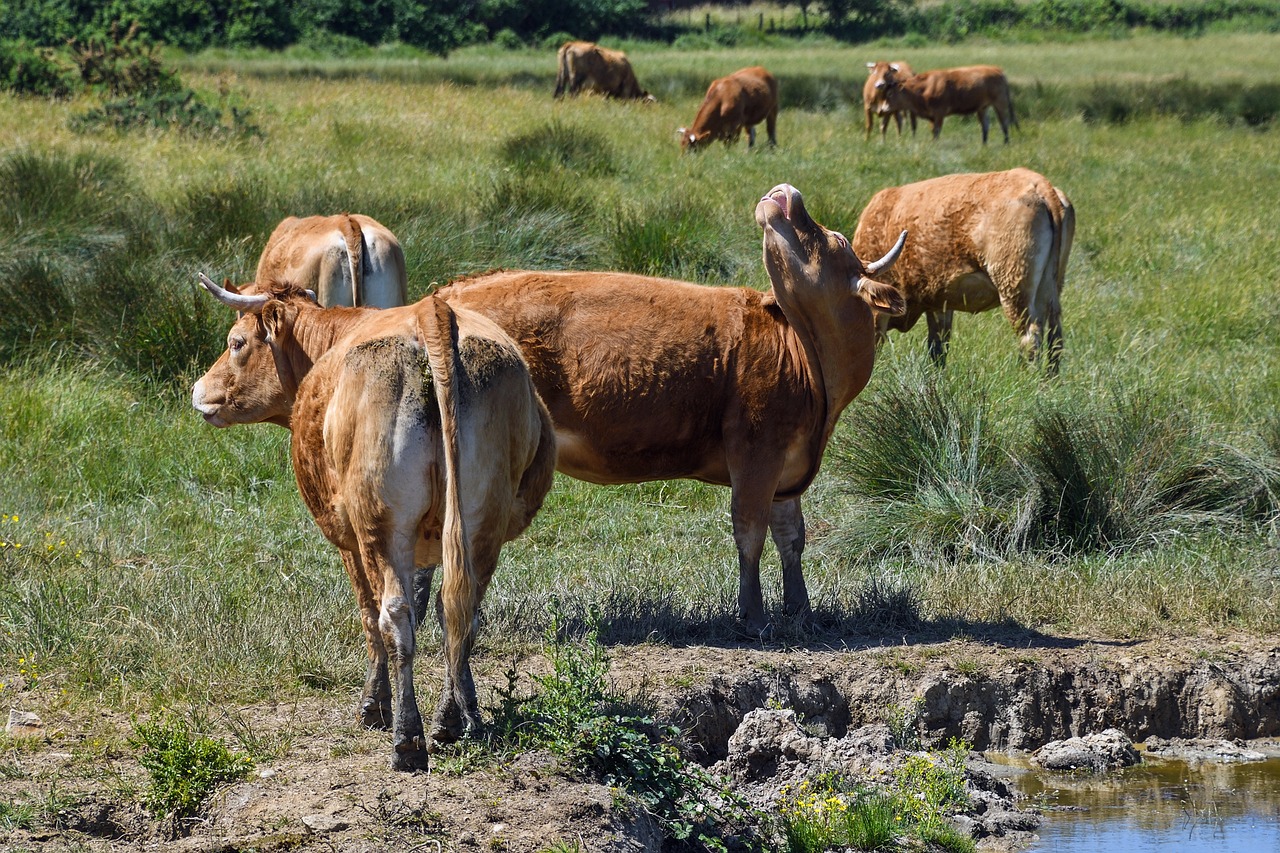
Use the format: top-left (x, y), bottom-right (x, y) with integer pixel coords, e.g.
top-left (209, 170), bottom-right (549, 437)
top-left (70, 88), bottom-right (260, 138)
top-left (131, 710), bottom-right (252, 826)
top-left (0, 40), bottom-right (79, 97)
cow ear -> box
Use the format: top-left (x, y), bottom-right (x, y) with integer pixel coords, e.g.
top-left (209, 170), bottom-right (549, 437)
top-left (222, 277), bottom-right (238, 293)
top-left (260, 301), bottom-right (292, 343)
top-left (866, 62), bottom-right (875, 70)
top-left (675, 126), bottom-right (686, 136)
top-left (890, 63), bottom-right (900, 72)
top-left (858, 279), bottom-right (906, 316)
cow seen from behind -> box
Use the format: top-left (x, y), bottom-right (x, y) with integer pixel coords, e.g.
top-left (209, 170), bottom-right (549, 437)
top-left (852, 168), bottom-right (1074, 372)
top-left (255, 213), bottom-right (407, 308)
top-left (191, 278), bottom-right (556, 770)
top-left (438, 184), bottom-right (906, 633)
top-left (679, 66), bottom-right (779, 152)
top-left (883, 65), bottom-right (1017, 144)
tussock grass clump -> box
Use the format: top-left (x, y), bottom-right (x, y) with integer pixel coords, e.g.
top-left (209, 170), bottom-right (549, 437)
top-left (610, 198), bottom-right (742, 281)
top-left (499, 118), bottom-right (617, 177)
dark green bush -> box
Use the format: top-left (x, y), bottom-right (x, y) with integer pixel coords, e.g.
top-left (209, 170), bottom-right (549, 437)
top-left (70, 88), bottom-right (260, 138)
top-left (0, 39), bottom-right (80, 97)
top-left (132, 711), bottom-right (253, 824)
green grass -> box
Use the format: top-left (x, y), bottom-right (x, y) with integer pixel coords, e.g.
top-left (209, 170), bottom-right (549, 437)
top-left (0, 32), bottom-right (1277, 717)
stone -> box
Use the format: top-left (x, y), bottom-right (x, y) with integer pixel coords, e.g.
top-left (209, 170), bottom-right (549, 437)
top-left (6, 709), bottom-right (43, 737)
top-left (1032, 728), bottom-right (1141, 771)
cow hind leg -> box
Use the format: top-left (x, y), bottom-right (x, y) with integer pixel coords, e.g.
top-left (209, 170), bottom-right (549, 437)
top-left (370, 549), bottom-right (428, 771)
top-left (338, 550), bottom-right (393, 730)
top-left (979, 108), bottom-right (991, 144)
top-left (770, 498), bottom-right (811, 624)
top-left (747, 125), bottom-right (757, 148)
top-left (729, 469), bottom-right (784, 634)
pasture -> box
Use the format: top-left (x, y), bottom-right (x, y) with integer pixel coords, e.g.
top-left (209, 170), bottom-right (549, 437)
top-left (1, 28), bottom-right (1278, 724)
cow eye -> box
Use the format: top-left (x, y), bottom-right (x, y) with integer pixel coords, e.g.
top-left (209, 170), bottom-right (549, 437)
top-left (833, 232), bottom-right (849, 249)
top-left (229, 336), bottom-right (246, 354)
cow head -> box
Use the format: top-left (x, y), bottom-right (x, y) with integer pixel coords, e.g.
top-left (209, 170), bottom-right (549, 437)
top-left (191, 273), bottom-right (317, 429)
top-left (755, 183), bottom-right (906, 320)
top-left (677, 126), bottom-right (711, 152)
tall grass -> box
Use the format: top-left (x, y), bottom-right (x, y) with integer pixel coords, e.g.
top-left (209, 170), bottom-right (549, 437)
top-left (0, 33), bottom-right (1277, 711)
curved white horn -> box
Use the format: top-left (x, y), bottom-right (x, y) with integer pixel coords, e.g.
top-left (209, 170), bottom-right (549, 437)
top-left (198, 272), bottom-right (269, 311)
top-left (864, 230), bottom-right (907, 275)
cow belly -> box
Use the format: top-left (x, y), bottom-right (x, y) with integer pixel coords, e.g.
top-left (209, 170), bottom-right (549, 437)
top-left (554, 430), bottom-right (730, 486)
top-left (941, 272), bottom-right (1000, 314)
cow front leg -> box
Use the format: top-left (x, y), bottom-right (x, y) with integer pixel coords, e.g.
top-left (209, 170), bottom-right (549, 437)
top-left (925, 310), bottom-right (953, 366)
top-left (730, 478), bottom-right (776, 634)
top-left (747, 125), bottom-right (757, 148)
top-left (770, 497), bottom-right (811, 624)
top-left (979, 108), bottom-right (991, 144)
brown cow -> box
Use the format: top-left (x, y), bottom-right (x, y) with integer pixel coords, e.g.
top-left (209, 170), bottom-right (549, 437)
top-left (191, 277), bottom-right (556, 769)
top-left (553, 41), bottom-right (654, 101)
top-left (255, 214), bottom-right (407, 308)
top-left (852, 168), bottom-right (1074, 372)
top-left (438, 184), bottom-right (906, 632)
top-left (679, 66), bottom-right (778, 152)
top-left (883, 64), bottom-right (1017, 144)
top-left (863, 60), bottom-right (916, 140)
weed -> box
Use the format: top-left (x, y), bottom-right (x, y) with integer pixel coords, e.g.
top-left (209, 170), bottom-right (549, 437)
top-left (882, 699), bottom-right (924, 751)
top-left (130, 710), bottom-right (253, 827)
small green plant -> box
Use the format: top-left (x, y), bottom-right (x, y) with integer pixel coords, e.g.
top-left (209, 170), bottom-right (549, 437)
top-left (131, 710), bottom-right (253, 826)
top-left (891, 739), bottom-right (972, 830)
top-left (882, 698), bottom-right (924, 751)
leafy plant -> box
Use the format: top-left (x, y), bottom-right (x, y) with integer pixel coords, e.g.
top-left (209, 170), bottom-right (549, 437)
top-left (131, 710), bottom-right (253, 826)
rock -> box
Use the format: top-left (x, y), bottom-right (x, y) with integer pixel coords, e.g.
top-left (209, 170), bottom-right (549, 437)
top-left (1032, 728), bottom-right (1141, 771)
top-left (6, 709), bottom-right (43, 737)
top-left (301, 812), bottom-right (349, 834)
top-left (1143, 737), bottom-right (1267, 763)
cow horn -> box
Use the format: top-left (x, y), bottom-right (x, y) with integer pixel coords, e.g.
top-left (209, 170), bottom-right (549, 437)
top-left (863, 230), bottom-right (907, 275)
top-left (198, 272), bottom-right (269, 311)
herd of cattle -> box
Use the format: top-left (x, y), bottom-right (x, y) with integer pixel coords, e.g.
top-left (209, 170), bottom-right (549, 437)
top-left (190, 43), bottom-right (1073, 769)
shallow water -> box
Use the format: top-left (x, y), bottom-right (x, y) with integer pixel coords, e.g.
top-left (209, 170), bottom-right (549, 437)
top-left (999, 752), bottom-right (1280, 853)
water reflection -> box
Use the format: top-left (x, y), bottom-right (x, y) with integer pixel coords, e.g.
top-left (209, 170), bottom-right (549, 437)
top-left (995, 752), bottom-right (1280, 853)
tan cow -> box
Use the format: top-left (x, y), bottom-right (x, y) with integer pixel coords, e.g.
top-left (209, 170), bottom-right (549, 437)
top-left (438, 184), bottom-right (906, 632)
top-left (255, 214), bottom-right (407, 308)
top-left (553, 41), bottom-right (654, 101)
top-left (863, 60), bottom-right (916, 140)
top-left (192, 278), bottom-right (555, 770)
top-left (679, 66), bottom-right (778, 152)
top-left (883, 64), bottom-right (1017, 144)
top-left (852, 168), bottom-right (1074, 373)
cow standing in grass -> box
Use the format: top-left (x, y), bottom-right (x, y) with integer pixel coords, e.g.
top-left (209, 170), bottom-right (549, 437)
top-left (863, 60), bottom-right (916, 140)
top-left (554, 41), bottom-right (654, 101)
top-left (438, 184), bottom-right (906, 633)
top-left (853, 168), bottom-right (1074, 372)
top-left (679, 66), bottom-right (779, 151)
top-left (883, 65), bottom-right (1017, 144)
top-left (192, 278), bottom-right (556, 770)
top-left (254, 213), bottom-right (407, 308)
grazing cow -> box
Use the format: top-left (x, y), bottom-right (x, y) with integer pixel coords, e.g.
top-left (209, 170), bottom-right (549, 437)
top-left (191, 277), bottom-right (556, 770)
top-left (863, 60), bottom-right (917, 140)
top-left (553, 41), bottom-right (654, 102)
top-left (255, 214), bottom-right (407, 309)
top-left (679, 66), bottom-right (778, 152)
top-left (883, 65), bottom-right (1017, 144)
top-left (852, 168), bottom-right (1074, 372)
top-left (438, 184), bottom-right (906, 632)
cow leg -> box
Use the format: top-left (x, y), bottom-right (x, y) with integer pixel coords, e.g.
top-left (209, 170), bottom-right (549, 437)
top-left (931, 117), bottom-right (944, 139)
top-left (766, 108), bottom-right (777, 146)
top-left (979, 108), bottom-right (991, 144)
top-left (909, 112), bottom-right (918, 136)
top-left (865, 109), bottom-right (874, 140)
top-left (747, 125), bottom-right (757, 148)
top-left (338, 550), bottom-right (393, 730)
top-left (368, 543), bottom-right (428, 771)
top-left (891, 111), bottom-right (902, 136)
top-left (412, 565), bottom-right (435, 629)
top-left (770, 497), bottom-right (811, 623)
top-left (729, 472), bottom-right (780, 634)
top-left (926, 310), bottom-right (953, 366)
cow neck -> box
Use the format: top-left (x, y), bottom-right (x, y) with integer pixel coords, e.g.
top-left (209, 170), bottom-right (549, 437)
top-left (274, 308), bottom-right (345, 402)
top-left (772, 284), bottom-right (868, 424)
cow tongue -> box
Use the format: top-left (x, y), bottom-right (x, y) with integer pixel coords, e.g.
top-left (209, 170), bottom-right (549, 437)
top-left (765, 188), bottom-right (791, 219)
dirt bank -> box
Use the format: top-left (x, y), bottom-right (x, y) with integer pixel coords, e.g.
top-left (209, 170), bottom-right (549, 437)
top-left (2, 632), bottom-right (1277, 852)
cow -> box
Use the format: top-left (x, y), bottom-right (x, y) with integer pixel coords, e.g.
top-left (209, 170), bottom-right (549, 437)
top-left (679, 66), bottom-right (778, 152)
top-left (254, 214), bottom-right (408, 309)
top-left (882, 64), bottom-right (1017, 144)
top-left (863, 60), bottom-right (917, 140)
top-left (191, 277), bottom-right (556, 770)
top-left (553, 41), bottom-right (654, 102)
top-left (437, 184), bottom-right (906, 633)
top-left (852, 168), bottom-right (1074, 373)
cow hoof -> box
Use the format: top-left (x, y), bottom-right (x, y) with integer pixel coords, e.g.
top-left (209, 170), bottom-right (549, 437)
top-left (735, 619), bottom-right (774, 641)
top-left (359, 703), bottom-right (393, 731)
top-left (391, 737), bottom-right (430, 772)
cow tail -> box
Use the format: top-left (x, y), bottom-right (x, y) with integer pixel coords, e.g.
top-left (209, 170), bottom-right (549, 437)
top-left (554, 43), bottom-right (569, 98)
top-left (420, 296), bottom-right (478, 719)
top-left (341, 214), bottom-right (364, 308)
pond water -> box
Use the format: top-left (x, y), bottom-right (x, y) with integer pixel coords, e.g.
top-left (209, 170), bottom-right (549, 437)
top-left (999, 752), bottom-right (1280, 853)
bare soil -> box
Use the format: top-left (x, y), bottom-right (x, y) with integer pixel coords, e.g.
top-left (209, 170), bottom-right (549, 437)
top-left (4, 630), bottom-right (1278, 852)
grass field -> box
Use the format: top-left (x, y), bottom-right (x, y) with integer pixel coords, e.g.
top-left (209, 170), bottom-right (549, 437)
top-left (1, 32), bottom-right (1278, 713)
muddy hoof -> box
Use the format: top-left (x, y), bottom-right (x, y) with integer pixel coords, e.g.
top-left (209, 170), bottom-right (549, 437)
top-left (390, 737), bottom-right (430, 772)
top-left (359, 702), bottom-right (393, 731)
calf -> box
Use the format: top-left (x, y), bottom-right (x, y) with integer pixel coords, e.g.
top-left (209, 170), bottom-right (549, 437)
top-left (192, 277), bottom-right (555, 769)
top-left (679, 66), bottom-right (778, 151)
top-left (852, 168), bottom-right (1074, 372)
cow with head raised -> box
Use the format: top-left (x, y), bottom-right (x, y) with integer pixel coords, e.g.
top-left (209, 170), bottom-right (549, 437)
top-left (437, 184), bottom-right (905, 633)
top-left (554, 41), bottom-right (654, 102)
top-left (679, 66), bottom-right (778, 152)
top-left (853, 168), bottom-right (1074, 372)
top-left (252, 213), bottom-right (407, 309)
top-left (192, 279), bottom-right (556, 770)
top-left (863, 60), bottom-right (916, 140)
top-left (882, 64), bottom-right (1017, 144)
